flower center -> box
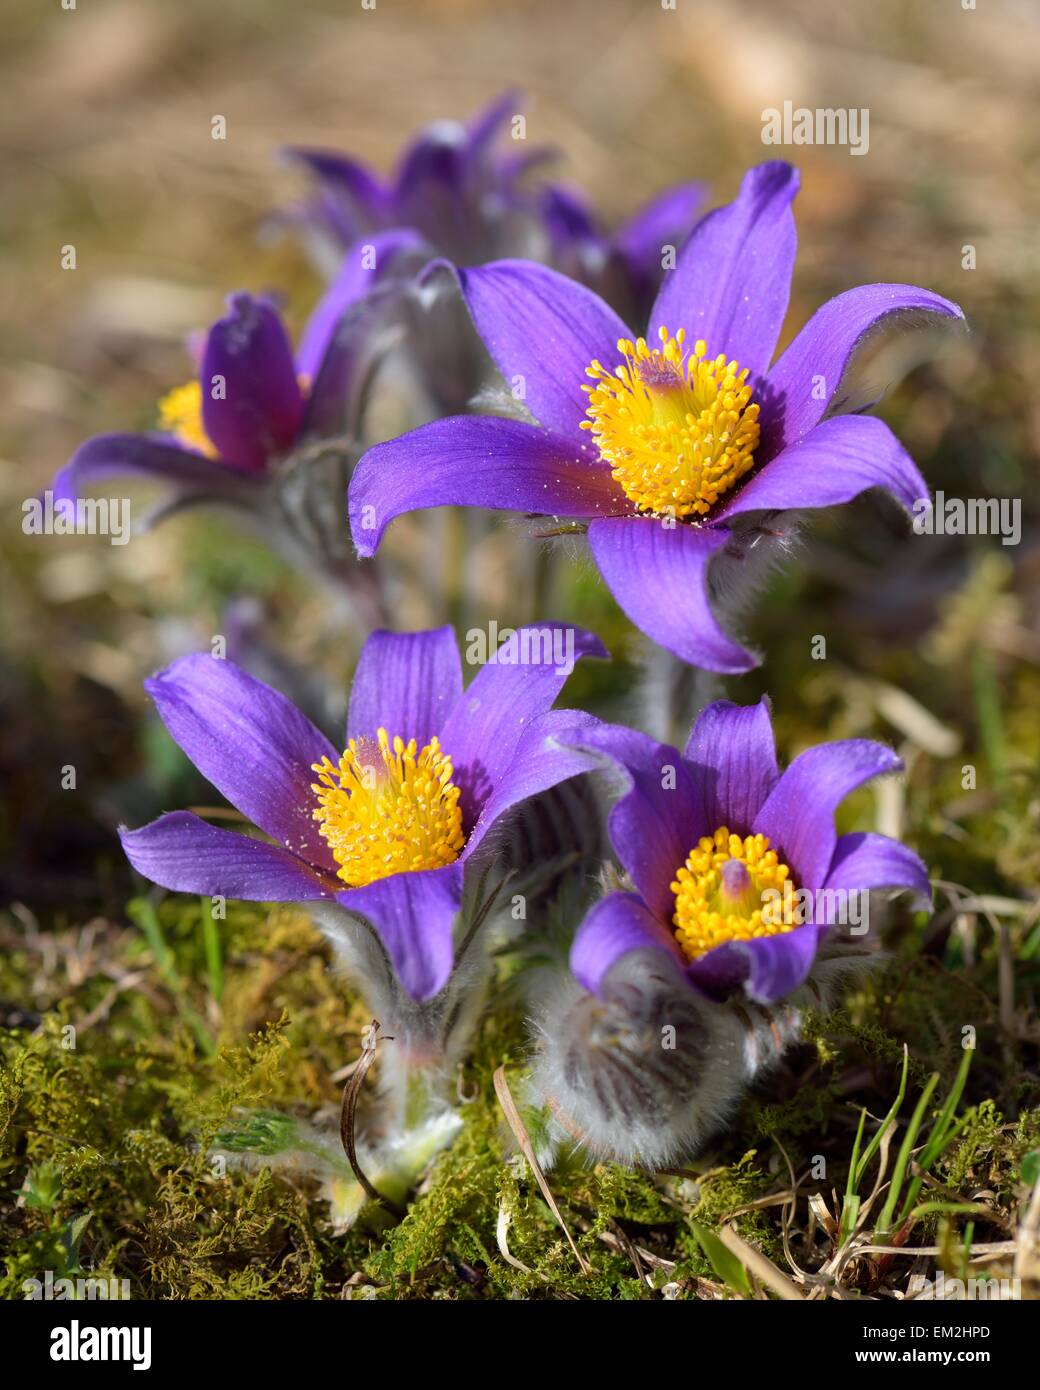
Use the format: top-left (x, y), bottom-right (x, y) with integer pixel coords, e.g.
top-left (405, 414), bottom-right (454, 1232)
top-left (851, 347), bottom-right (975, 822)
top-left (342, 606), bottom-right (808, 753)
top-left (157, 381), bottom-right (217, 458)
top-left (670, 825), bottom-right (801, 961)
top-left (581, 328), bottom-right (760, 518)
top-left (311, 729), bottom-right (465, 888)
top-left (157, 374), bottom-right (310, 460)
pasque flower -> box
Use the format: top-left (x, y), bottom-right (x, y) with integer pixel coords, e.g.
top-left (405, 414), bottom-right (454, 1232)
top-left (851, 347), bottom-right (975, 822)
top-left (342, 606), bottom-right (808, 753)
top-left (284, 91), bottom-right (550, 270)
top-left (538, 178), bottom-right (707, 325)
top-left (349, 161), bottom-right (964, 672)
top-left (529, 949), bottom-right (814, 1168)
top-left (566, 696), bottom-right (931, 1005)
top-left (285, 90), bottom-right (705, 316)
top-left (285, 92), bottom-right (705, 418)
top-left (119, 623), bottom-right (605, 1003)
top-left (53, 240), bottom-right (422, 611)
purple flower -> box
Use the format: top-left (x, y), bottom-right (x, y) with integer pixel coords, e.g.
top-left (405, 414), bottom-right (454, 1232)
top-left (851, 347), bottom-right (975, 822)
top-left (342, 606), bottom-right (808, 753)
top-left (54, 237), bottom-right (422, 520)
top-left (119, 623), bottom-right (606, 1001)
top-left (285, 91), bottom-right (705, 316)
top-left (565, 697), bottom-right (931, 1005)
top-left (284, 91), bottom-right (550, 268)
top-left (539, 179), bottom-right (708, 323)
top-left (349, 161), bottom-right (964, 673)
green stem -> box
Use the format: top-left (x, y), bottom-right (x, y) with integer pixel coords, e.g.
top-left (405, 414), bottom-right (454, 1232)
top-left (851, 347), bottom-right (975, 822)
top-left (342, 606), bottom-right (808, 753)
top-left (972, 646), bottom-right (1006, 791)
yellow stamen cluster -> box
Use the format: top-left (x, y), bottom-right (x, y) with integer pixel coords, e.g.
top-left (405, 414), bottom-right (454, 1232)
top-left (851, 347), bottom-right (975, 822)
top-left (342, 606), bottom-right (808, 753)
top-left (311, 729), bottom-right (465, 888)
top-left (581, 328), bottom-right (760, 518)
top-left (157, 380), bottom-right (216, 458)
top-left (671, 826), bottom-right (800, 961)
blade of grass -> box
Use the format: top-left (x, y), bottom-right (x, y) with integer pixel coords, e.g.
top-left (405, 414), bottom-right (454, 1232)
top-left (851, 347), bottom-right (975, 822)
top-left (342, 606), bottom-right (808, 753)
top-left (840, 1106), bottom-right (868, 1242)
top-left (972, 646), bottom-right (1006, 791)
top-left (1022, 922), bottom-right (1040, 960)
top-left (199, 896), bottom-right (224, 1004)
top-left (127, 897), bottom-right (215, 1056)
top-left (897, 1049), bottom-right (973, 1226)
top-left (690, 1222), bottom-right (751, 1298)
top-left (908, 1201), bottom-right (990, 1220)
top-left (960, 1221), bottom-right (975, 1282)
top-left (877, 1071), bottom-right (939, 1237)
top-left (128, 894), bottom-right (174, 975)
top-left (717, 1223), bottom-right (803, 1300)
top-left (840, 1195), bottom-right (861, 1244)
top-left (493, 1066), bottom-right (590, 1276)
top-left (919, 1049), bottom-right (973, 1170)
top-left (854, 1045), bottom-right (909, 1189)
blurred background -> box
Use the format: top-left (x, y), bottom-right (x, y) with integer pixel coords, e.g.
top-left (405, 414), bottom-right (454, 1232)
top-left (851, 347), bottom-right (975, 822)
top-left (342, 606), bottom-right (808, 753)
top-left (1, 0), bottom-right (1039, 1301)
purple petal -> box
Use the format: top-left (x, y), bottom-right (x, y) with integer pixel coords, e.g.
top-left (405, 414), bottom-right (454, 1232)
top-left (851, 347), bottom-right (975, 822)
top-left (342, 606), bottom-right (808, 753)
top-left (145, 653), bottom-right (339, 874)
top-left (683, 697), bottom-right (779, 832)
top-left (499, 143), bottom-right (558, 190)
top-left (347, 626), bottom-right (463, 747)
top-left (120, 812), bottom-right (336, 900)
top-left (439, 624), bottom-right (607, 828)
top-left (541, 184), bottom-right (603, 257)
top-left (677, 943), bottom-right (752, 999)
top-left (201, 293), bottom-right (304, 471)
top-left (296, 228), bottom-right (428, 382)
top-left (395, 124), bottom-right (465, 203)
top-left (571, 891), bottom-right (682, 997)
top-left (753, 740), bottom-right (903, 889)
top-left (823, 831), bottom-right (932, 910)
top-left (465, 709), bottom-right (602, 855)
top-left (349, 415), bottom-right (624, 557)
top-left (53, 433), bottom-right (256, 507)
top-left (559, 722), bottom-right (703, 921)
top-left (587, 516), bottom-right (757, 673)
top-left (392, 126), bottom-right (476, 253)
top-left (464, 89), bottom-right (521, 168)
top-left (649, 162), bottom-right (799, 384)
top-left (714, 413), bottom-right (928, 522)
top-left (612, 181), bottom-right (708, 296)
top-left (337, 861), bottom-right (464, 1002)
top-left (300, 281), bottom-right (404, 443)
top-left (282, 148), bottom-right (390, 237)
top-left (453, 260), bottom-right (631, 438)
top-left (687, 923), bottom-right (825, 1004)
top-left (760, 283), bottom-right (965, 459)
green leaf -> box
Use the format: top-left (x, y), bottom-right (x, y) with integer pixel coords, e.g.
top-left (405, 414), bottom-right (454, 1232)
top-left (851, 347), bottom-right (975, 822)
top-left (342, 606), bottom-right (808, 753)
top-left (690, 1222), bottom-right (751, 1297)
top-left (23, 1160), bottom-right (63, 1210)
top-left (60, 1211), bottom-right (92, 1269)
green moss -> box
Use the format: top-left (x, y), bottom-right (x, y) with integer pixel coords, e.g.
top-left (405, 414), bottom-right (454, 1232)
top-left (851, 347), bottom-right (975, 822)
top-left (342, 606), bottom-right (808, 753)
top-left (2, 888), bottom-right (1037, 1300)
